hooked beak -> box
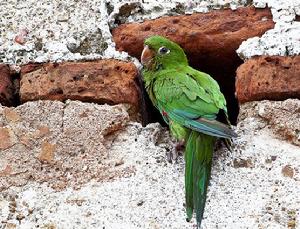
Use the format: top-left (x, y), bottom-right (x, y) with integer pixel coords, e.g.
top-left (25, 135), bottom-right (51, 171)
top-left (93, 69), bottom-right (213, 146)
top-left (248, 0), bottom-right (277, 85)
top-left (141, 45), bottom-right (155, 67)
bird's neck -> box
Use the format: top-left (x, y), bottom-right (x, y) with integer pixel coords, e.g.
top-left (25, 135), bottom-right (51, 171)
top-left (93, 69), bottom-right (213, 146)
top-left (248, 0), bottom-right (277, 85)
top-left (142, 64), bottom-right (187, 88)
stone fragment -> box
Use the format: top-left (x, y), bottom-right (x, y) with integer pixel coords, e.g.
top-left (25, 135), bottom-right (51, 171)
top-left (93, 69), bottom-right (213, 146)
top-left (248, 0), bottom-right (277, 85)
top-left (3, 108), bottom-right (21, 123)
top-left (281, 165), bottom-right (294, 178)
top-left (14, 29), bottom-right (28, 45)
top-left (0, 165), bottom-right (12, 177)
top-left (38, 141), bottom-right (56, 163)
top-left (20, 60), bottom-right (140, 113)
top-left (0, 127), bottom-right (15, 150)
top-left (236, 56), bottom-right (300, 103)
top-left (36, 126), bottom-right (50, 137)
top-left (0, 65), bottom-right (14, 106)
top-left (14, 35), bottom-right (26, 45)
top-left (233, 158), bottom-right (254, 168)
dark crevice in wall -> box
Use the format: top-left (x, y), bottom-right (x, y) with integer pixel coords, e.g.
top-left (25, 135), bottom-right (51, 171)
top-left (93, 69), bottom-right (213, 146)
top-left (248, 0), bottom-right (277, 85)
top-left (0, 66), bottom-right (21, 108)
top-left (9, 71), bottom-right (21, 107)
top-left (137, 72), bottom-right (167, 127)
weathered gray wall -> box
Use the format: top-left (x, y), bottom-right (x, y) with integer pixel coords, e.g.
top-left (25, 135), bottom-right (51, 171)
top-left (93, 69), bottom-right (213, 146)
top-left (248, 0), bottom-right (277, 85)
top-left (0, 0), bottom-right (299, 229)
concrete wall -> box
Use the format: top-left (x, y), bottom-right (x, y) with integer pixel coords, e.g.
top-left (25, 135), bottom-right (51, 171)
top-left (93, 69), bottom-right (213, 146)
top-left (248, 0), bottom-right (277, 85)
top-left (0, 0), bottom-right (299, 228)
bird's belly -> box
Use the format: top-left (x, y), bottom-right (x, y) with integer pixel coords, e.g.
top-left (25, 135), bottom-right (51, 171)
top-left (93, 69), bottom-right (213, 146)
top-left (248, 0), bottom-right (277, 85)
top-left (169, 120), bottom-right (190, 141)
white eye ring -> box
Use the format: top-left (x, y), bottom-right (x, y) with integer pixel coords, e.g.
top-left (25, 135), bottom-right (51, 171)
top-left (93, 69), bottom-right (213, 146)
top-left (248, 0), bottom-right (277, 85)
top-left (158, 46), bottom-right (170, 55)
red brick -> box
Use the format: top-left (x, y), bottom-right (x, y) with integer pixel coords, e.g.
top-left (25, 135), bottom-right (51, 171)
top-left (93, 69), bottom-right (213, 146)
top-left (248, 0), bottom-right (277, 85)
top-left (236, 56), bottom-right (300, 103)
top-left (112, 7), bottom-right (274, 69)
top-left (20, 60), bottom-right (140, 113)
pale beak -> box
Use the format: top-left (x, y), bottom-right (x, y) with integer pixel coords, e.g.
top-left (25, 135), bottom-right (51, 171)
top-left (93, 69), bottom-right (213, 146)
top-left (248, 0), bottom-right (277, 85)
top-left (141, 45), bottom-right (155, 67)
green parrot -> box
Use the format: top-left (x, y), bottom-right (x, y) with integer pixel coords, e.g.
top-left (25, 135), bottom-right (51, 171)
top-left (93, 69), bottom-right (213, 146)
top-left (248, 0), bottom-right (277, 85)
top-left (141, 35), bottom-right (237, 228)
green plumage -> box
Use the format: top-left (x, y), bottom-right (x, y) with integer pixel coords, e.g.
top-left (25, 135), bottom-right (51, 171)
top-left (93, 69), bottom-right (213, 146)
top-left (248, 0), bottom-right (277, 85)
top-left (141, 35), bottom-right (236, 228)
top-left (185, 131), bottom-right (215, 226)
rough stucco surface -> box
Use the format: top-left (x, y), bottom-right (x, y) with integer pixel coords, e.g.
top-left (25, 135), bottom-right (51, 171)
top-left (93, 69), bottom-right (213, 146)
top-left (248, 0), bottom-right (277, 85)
top-left (0, 101), bottom-right (130, 191)
top-left (237, 0), bottom-right (300, 59)
top-left (0, 0), bottom-right (251, 66)
top-left (0, 100), bottom-right (299, 229)
top-left (1, 0), bottom-right (299, 67)
top-left (238, 99), bottom-right (300, 147)
top-left (107, 0), bottom-right (252, 27)
top-left (0, 0), bottom-right (132, 66)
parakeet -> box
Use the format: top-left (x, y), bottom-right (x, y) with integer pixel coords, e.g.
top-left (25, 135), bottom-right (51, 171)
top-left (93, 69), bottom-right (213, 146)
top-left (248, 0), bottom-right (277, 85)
top-left (141, 35), bottom-right (237, 228)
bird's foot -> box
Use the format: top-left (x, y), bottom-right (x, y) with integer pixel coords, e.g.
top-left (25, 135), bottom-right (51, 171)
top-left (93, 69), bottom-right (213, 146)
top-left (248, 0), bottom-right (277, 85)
top-left (166, 139), bottom-right (185, 163)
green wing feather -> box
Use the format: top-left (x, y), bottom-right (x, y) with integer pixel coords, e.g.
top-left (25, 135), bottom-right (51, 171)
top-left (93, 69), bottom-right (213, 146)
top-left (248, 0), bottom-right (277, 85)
top-left (153, 68), bottom-right (236, 139)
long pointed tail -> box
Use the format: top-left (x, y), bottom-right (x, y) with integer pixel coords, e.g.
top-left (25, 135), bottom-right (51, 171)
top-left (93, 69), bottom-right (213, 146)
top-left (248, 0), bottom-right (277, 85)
top-left (185, 131), bottom-right (215, 228)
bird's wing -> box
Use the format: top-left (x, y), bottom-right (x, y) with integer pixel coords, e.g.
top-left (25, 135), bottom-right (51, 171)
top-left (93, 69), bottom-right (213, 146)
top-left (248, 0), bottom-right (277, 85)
top-left (154, 69), bottom-right (236, 138)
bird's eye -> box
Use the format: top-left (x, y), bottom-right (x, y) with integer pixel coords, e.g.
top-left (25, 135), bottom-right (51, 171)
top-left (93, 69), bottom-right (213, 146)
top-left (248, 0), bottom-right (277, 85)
top-left (158, 46), bottom-right (170, 55)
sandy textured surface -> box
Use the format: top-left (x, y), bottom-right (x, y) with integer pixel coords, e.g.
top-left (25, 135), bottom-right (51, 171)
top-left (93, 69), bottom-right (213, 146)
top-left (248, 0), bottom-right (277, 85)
top-left (0, 100), bottom-right (299, 229)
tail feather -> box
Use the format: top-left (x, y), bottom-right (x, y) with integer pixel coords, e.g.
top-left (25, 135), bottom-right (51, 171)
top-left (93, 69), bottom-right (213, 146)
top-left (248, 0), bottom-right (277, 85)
top-left (191, 118), bottom-right (237, 139)
top-left (185, 132), bottom-right (195, 221)
top-left (185, 131), bottom-right (215, 228)
top-left (166, 108), bottom-right (237, 139)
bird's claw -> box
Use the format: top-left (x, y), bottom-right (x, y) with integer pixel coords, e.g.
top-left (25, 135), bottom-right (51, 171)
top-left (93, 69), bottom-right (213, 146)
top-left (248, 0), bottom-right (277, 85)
top-left (166, 140), bottom-right (185, 163)
top-left (166, 149), bottom-right (178, 163)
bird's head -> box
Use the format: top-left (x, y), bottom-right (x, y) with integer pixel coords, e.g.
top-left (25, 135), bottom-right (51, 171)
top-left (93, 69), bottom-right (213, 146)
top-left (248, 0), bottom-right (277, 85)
top-left (141, 35), bottom-right (188, 70)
